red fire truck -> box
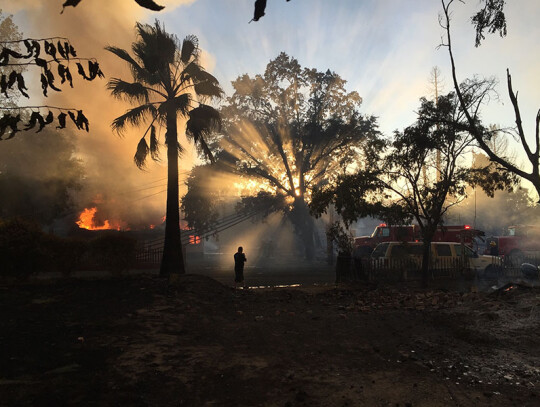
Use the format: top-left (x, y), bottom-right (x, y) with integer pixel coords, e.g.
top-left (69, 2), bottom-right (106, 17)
top-left (354, 224), bottom-right (477, 254)
top-left (484, 225), bottom-right (540, 262)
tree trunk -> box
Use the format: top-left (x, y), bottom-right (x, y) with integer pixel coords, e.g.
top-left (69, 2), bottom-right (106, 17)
top-left (291, 197), bottom-right (315, 261)
top-left (160, 107), bottom-right (185, 277)
top-left (421, 228), bottom-right (436, 287)
top-left (421, 240), bottom-right (431, 287)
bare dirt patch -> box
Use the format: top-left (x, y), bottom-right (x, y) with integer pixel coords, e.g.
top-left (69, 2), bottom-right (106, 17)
top-left (1, 275), bottom-right (539, 406)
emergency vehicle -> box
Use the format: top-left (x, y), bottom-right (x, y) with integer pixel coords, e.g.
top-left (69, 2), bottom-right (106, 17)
top-left (484, 225), bottom-right (540, 261)
top-left (354, 224), bottom-right (478, 254)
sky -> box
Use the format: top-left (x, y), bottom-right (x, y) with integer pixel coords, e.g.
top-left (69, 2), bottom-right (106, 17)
top-left (2, 0), bottom-right (540, 225)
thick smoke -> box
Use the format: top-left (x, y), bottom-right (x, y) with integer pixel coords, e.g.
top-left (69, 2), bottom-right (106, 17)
top-left (3, 0), bottom-right (210, 230)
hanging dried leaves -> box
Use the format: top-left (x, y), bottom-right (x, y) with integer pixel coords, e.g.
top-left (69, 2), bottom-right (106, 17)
top-left (1, 72), bottom-right (29, 98)
top-left (250, 0), bottom-right (291, 23)
top-left (0, 109), bottom-right (89, 140)
top-left (61, 0), bottom-right (82, 14)
top-left (57, 112), bottom-right (67, 129)
top-left (0, 114), bottom-right (21, 140)
top-left (134, 0), bottom-right (165, 11)
top-left (0, 37), bottom-right (103, 98)
top-left (60, 0), bottom-right (164, 13)
top-left (0, 36), bottom-right (101, 139)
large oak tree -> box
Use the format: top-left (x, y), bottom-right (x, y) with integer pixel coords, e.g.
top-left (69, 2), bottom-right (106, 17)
top-left (216, 52), bottom-right (381, 259)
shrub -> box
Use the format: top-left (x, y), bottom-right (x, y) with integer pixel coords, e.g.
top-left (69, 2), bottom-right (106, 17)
top-left (88, 233), bottom-right (137, 274)
top-left (40, 234), bottom-right (87, 276)
top-left (0, 218), bottom-right (45, 279)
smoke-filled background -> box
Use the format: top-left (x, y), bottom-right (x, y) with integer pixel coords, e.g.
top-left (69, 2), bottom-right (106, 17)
top-left (2, 0), bottom-right (540, 238)
top-left (2, 0), bottom-right (207, 231)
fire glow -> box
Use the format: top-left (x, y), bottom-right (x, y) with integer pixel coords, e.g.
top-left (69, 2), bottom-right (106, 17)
top-left (76, 207), bottom-right (121, 231)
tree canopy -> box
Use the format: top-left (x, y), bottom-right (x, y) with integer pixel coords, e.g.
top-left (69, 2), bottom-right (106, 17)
top-left (220, 52), bottom-right (380, 204)
top-left (184, 52), bottom-right (381, 259)
top-left (311, 87), bottom-right (515, 282)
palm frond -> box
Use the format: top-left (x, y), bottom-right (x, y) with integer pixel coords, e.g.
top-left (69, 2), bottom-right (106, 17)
top-left (180, 35), bottom-right (199, 64)
top-left (173, 93), bottom-right (191, 117)
top-left (163, 129), bottom-right (185, 157)
top-left (196, 136), bottom-right (215, 163)
top-left (194, 79), bottom-right (224, 99)
top-left (105, 46), bottom-right (152, 84)
top-left (186, 104), bottom-right (221, 162)
top-left (149, 124), bottom-right (160, 160)
top-left (134, 136), bottom-right (149, 169)
top-left (112, 103), bottom-right (157, 135)
top-left (107, 78), bottom-right (149, 103)
top-left (177, 142), bottom-right (185, 157)
top-left (134, 21), bottom-right (176, 74)
top-left (105, 46), bottom-right (140, 67)
top-left (195, 70), bottom-right (220, 86)
top-left (180, 61), bottom-right (202, 83)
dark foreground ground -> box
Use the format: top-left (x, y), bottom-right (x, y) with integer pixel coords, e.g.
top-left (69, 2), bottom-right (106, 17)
top-left (1, 274), bottom-right (539, 406)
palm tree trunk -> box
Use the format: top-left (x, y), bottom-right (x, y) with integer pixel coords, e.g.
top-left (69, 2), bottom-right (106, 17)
top-left (160, 106), bottom-right (185, 277)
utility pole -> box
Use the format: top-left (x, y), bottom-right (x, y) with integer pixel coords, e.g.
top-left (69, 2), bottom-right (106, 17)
top-left (430, 66), bottom-right (443, 182)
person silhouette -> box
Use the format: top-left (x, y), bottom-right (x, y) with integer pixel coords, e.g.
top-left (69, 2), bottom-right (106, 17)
top-left (234, 246), bottom-right (247, 289)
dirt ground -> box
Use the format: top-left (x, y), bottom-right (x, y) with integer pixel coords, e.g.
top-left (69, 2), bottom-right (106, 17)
top-left (1, 274), bottom-right (539, 406)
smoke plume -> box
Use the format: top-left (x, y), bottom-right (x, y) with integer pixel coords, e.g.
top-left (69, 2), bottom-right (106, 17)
top-left (3, 0), bottom-right (211, 230)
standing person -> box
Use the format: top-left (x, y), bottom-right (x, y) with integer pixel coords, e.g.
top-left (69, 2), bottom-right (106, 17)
top-left (234, 246), bottom-right (247, 289)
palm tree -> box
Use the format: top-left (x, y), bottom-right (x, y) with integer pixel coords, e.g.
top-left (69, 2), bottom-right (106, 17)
top-left (107, 21), bottom-right (222, 277)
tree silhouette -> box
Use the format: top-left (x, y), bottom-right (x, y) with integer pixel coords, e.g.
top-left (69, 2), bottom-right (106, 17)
top-left (440, 0), bottom-right (540, 201)
top-left (470, 0), bottom-right (507, 47)
top-left (312, 90), bottom-right (514, 284)
top-left (107, 21), bottom-right (222, 277)
top-left (217, 52), bottom-right (380, 260)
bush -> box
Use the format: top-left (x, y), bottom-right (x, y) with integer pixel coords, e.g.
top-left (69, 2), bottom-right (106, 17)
top-left (0, 219), bottom-right (138, 279)
top-left (40, 234), bottom-right (87, 277)
top-left (88, 233), bottom-right (137, 274)
top-left (0, 218), bottom-right (45, 279)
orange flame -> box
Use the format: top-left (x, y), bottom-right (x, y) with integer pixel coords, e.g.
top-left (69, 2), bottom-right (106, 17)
top-left (76, 207), bottom-right (121, 231)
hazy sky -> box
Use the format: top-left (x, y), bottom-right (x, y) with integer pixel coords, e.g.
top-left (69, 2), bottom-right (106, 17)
top-left (7, 0), bottom-right (539, 135)
top-left (154, 0), bottom-right (539, 137)
top-left (3, 0), bottom-right (540, 221)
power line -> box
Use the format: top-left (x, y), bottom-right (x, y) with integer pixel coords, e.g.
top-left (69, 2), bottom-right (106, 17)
top-left (113, 170), bottom-right (191, 195)
top-left (131, 189), bottom-right (167, 202)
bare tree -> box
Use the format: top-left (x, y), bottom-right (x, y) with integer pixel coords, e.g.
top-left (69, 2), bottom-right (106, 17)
top-left (440, 0), bottom-right (540, 201)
